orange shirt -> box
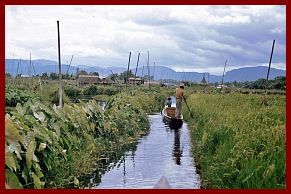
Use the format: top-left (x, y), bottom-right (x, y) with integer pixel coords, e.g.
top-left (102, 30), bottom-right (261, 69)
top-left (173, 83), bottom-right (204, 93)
top-left (175, 88), bottom-right (184, 99)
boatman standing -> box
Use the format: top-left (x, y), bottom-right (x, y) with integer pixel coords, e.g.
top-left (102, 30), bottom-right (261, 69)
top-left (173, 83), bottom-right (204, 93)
top-left (175, 82), bottom-right (185, 118)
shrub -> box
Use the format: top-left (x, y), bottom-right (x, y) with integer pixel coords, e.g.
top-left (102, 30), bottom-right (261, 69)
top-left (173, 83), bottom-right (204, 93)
top-left (5, 86), bottom-right (30, 107)
top-left (64, 85), bottom-right (82, 101)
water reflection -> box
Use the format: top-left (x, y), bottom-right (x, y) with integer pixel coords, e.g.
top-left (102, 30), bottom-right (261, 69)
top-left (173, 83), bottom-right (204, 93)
top-left (172, 129), bottom-right (182, 165)
top-left (85, 114), bottom-right (200, 189)
top-left (80, 141), bottom-right (140, 188)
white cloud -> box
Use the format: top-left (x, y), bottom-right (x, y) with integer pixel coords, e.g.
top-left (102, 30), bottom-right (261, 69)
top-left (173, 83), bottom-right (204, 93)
top-left (270, 27), bottom-right (284, 34)
top-left (5, 5), bottom-right (286, 72)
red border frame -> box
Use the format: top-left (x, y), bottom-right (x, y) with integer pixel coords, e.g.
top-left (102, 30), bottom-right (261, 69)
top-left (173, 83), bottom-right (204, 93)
top-left (1, 0), bottom-right (287, 5)
top-left (1, 0), bottom-right (288, 193)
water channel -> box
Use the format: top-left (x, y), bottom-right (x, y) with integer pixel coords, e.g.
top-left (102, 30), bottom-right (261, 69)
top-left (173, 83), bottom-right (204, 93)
top-left (86, 113), bottom-right (200, 189)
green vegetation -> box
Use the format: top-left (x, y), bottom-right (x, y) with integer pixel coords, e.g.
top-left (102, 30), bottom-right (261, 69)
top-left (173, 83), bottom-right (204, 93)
top-left (5, 86), bottom-right (31, 107)
top-left (64, 85), bottom-right (82, 101)
top-left (83, 85), bottom-right (121, 96)
top-left (6, 74), bottom-right (286, 189)
top-left (232, 76), bottom-right (286, 90)
top-left (5, 85), bottom-right (166, 188)
top-left (183, 92), bottom-right (285, 188)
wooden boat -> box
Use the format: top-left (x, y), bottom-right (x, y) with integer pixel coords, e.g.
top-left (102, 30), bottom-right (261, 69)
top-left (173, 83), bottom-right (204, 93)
top-left (153, 176), bottom-right (171, 188)
top-left (162, 106), bottom-right (183, 129)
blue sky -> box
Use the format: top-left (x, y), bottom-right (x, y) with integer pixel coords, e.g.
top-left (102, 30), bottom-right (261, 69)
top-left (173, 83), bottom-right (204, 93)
top-left (5, 5), bottom-right (286, 75)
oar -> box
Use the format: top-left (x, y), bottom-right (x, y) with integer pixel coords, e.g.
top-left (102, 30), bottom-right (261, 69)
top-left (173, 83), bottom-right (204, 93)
top-left (183, 97), bottom-right (194, 118)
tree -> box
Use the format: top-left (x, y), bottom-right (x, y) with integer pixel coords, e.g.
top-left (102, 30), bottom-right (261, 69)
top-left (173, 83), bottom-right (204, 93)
top-left (41, 73), bottom-right (49, 79)
top-left (78, 70), bottom-right (88, 75)
top-left (200, 73), bottom-right (207, 84)
top-left (274, 76), bottom-right (285, 82)
top-left (271, 76), bottom-right (286, 90)
top-left (200, 77), bottom-right (207, 84)
top-left (49, 72), bottom-right (58, 80)
top-left (62, 73), bottom-right (72, 80)
top-left (107, 73), bottom-right (119, 81)
top-left (119, 70), bottom-right (135, 82)
top-left (90, 72), bottom-right (99, 76)
top-left (183, 81), bottom-right (192, 87)
top-left (76, 70), bottom-right (88, 79)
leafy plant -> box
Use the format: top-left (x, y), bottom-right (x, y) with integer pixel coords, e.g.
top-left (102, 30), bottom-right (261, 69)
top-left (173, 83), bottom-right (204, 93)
top-left (5, 89), bottom-right (166, 188)
top-left (5, 86), bottom-right (30, 107)
top-left (64, 85), bottom-right (82, 101)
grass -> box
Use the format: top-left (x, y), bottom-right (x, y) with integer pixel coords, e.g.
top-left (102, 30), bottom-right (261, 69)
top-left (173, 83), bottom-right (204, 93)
top-left (183, 92), bottom-right (286, 188)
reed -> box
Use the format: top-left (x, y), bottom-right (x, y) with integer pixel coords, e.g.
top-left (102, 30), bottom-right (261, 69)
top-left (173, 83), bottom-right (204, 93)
top-left (183, 93), bottom-right (285, 188)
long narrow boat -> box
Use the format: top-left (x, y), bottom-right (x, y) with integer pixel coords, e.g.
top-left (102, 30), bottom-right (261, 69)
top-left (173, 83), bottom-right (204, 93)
top-left (161, 106), bottom-right (183, 129)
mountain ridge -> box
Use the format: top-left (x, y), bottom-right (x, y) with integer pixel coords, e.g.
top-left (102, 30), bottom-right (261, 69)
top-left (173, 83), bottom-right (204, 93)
top-left (5, 59), bottom-right (285, 82)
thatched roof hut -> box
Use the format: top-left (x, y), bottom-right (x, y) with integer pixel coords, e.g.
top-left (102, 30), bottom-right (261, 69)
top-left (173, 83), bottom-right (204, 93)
top-left (78, 75), bottom-right (100, 86)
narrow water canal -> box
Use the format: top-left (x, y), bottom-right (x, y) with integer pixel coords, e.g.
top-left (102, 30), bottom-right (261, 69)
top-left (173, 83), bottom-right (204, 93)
top-left (88, 114), bottom-right (200, 189)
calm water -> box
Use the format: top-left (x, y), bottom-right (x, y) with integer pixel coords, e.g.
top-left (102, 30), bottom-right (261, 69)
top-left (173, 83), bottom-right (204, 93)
top-left (88, 114), bottom-right (200, 189)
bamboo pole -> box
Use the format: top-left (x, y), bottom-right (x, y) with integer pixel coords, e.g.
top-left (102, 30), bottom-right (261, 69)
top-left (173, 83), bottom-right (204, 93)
top-left (134, 52), bottom-right (140, 85)
top-left (12, 53), bottom-right (14, 76)
top-left (57, 21), bottom-right (62, 107)
top-left (266, 40), bottom-right (275, 81)
top-left (29, 53), bottom-right (32, 89)
top-left (16, 61), bottom-right (19, 78)
top-left (125, 51), bottom-right (132, 93)
top-left (153, 61), bottom-right (156, 82)
top-left (126, 51), bottom-right (131, 84)
top-left (66, 54), bottom-right (74, 75)
top-left (12, 53), bottom-right (14, 85)
top-left (147, 51), bottom-right (150, 90)
top-left (221, 59), bottom-right (227, 92)
top-left (264, 39), bottom-right (276, 95)
top-left (32, 62), bottom-right (43, 97)
top-left (141, 63), bottom-right (144, 77)
top-left (15, 58), bottom-right (21, 84)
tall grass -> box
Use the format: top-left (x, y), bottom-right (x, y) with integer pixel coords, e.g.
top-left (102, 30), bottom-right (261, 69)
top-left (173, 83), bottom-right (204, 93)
top-left (5, 88), bottom-right (166, 188)
top-left (183, 93), bottom-right (285, 188)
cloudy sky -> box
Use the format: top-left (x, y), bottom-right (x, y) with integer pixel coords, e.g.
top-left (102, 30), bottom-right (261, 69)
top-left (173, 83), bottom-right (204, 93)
top-left (5, 5), bottom-right (286, 75)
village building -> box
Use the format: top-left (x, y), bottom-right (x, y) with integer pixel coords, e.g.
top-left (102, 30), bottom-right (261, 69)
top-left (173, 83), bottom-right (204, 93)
top-left (128, 77), bottom-right (142, 85)
top-left (78, 75), bottom-right (100, 86)
top-left (216, 84), bottom-right (228, 89)
top-left (143, 80), bottom-right (160, 86)
top-left (20, 74), bottom-right (30, 78)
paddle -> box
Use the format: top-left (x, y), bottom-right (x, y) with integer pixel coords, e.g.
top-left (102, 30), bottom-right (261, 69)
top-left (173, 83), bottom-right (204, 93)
top-left (183, 97), bottom-right (194, 118)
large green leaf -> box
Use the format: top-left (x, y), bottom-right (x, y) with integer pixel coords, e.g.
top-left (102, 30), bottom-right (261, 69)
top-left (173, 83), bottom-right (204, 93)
top-left (15, 103), bottom-right (25, 116)
top-left (26, 139), bottom-right (36, 170)
top-left (52, 122), bottom-right (61, 137)
top-left (5, 151), bottom-right (18, 171)
top-left (33, 111), bottom-right (46, 122)
top-left (23, 131), bottom-right (34, 149)
top-left (5, 115), bottom-right (23, 143)
top-left (38, 102), bottom-right (54, 116)
top-left (32, 172), bottom-right (44, 189)
top-left (5, 169), bottom-right (23, 189)
top-left (33, 163), bottom-right (44, 178)
top-left (5, 115), bottom-right (23, 159)
top-left (7, 144), bottom-right (22, 160)
top-left (21, 166), bottom-right (29, 184)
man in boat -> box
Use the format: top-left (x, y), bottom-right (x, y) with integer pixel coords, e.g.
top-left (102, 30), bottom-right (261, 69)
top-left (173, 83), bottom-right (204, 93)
top-left (166, 97), bottom-right (172, 107)
top-left (175, 82), bottom-right (185, 119)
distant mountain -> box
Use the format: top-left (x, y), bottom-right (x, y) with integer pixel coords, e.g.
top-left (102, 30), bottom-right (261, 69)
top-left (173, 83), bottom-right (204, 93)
top-left (5, 59), bottom-right (285, 82)
top-left (5, 59), bottom-right (126, 77)
top-left (130, 66), bottom-right (221, 83)
top-left (224, 66), bottom-right (286, 82)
